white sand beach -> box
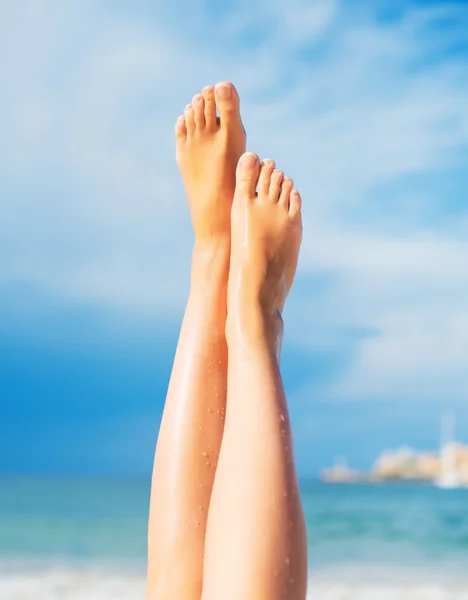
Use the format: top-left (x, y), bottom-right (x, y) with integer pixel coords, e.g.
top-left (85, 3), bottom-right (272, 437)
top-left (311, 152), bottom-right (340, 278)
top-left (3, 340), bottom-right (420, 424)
top-left (3, 563), bottom-right (468, 600)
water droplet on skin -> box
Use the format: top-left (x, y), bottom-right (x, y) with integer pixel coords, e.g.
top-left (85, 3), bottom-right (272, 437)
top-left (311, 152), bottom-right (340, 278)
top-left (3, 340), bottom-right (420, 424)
top-left (208, 408), bottom-right (213, 413)
top-left (202, 452), bottom-right (208, 457)
top-left (196, 521), bottom-right (200, 526)
top-left (280, 414), bottom-right (285, 421)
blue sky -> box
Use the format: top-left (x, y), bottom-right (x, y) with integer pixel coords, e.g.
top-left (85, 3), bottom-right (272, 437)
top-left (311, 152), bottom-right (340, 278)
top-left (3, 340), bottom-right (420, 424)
top-left (1, 0), bottom-right (467, 478)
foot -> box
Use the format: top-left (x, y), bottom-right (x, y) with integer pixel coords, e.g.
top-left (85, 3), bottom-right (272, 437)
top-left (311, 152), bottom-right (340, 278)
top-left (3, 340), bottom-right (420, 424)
top-left (227, 153), bottom-right (303, 349)
top-left (175, 82), bottom-right (246, 244)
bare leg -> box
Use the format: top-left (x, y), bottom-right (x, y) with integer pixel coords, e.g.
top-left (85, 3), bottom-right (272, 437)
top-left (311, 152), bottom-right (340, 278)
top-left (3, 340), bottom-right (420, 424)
top-left (202, 153), bottom-right (308, 600)
top-left (146, 83), bottom-right (246, 600)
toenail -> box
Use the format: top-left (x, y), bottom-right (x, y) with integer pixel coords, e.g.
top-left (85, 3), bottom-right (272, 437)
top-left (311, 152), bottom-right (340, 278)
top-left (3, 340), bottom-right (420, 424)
top-left (203, 86), bottom-right (214, 94)
top-left (185, 104), bottom-right (192, 110)
top-left (193, 95), bottom-right (202, 104)
top-left (216, 84), bottom-right (232, 99)
top-left (241, 153), bottom-right (258, 168)
top-left (273, 169), bottom-right (283, 176)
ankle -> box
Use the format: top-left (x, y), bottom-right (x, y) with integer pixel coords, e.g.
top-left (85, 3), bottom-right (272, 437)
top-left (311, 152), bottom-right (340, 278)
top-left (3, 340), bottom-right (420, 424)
top-left (192, 236), bottom-right (230, 261)
top-left (226, 301), bottom-right (284, 356)
top-left (190, 238), bottom-right (230, 286)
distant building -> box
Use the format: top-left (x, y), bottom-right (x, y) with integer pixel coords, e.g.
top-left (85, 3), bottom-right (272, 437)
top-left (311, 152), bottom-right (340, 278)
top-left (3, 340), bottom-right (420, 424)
top-left (320, 413), bottom-right (468, 487)
top-left (371, 447), bottom-right (439, 482)
top-left (321, 456), bottom-right (364, 483)
top-left (436, 412), bottom-right (466, 489)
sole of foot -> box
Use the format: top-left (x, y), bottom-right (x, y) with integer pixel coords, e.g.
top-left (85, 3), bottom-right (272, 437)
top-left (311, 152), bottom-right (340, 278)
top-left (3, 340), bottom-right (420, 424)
top-left (175, 82), bottom-right (246, 244)
top-left (227, 152), bottom-right (303, 348)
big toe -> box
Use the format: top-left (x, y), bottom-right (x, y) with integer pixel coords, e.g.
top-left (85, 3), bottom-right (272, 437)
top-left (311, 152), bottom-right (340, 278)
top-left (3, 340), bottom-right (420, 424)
top-left (215, 81), bottom-right (242, 128)
top-left (236, 152), bottom-right (260, 197)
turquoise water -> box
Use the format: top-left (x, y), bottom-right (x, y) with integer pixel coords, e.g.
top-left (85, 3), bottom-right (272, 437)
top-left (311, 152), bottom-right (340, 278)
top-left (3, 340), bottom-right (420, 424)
top-left (302, 481), bottom-right (468, 574)
top-left (1, 477), bottom-right (468, 574)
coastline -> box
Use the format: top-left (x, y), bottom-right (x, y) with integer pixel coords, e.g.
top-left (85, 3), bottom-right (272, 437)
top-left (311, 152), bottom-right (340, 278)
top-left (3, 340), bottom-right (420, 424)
top-left (3, 560), bottom-right (468, 600)
top-left (3, 478), bottom-right (468, 599)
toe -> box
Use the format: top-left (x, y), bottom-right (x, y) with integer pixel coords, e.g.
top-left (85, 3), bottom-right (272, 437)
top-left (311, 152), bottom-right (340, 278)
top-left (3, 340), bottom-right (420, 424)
top-left (257, 159), bottom-right (275, 196)
top-left (215, 81), bottom-right (242, 128)
top-left (192, 94), bottom-right (205, 130)
top-left (175, 115), bottom-right (187, 141)
top-left (289, 189), bottom-right (302, 217)
top-left (269, 169), bottom-right (284, 202)
top-left (184, 104), bottom-right (195, 136)
top-left (236, 152), bottom-right (260, 197)
top-left (202, 86), bottom-right (217, 131)
top-left (279, 176), bottom-right (294, 209)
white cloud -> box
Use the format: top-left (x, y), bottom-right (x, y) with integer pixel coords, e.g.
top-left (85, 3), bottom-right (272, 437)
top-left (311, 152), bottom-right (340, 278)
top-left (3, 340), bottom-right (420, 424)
top-left (338, 310), bottom-right (468, 401)
top-left (1, 0), bottom-right (467, 402)
top-left (288, 229), bottom-right (468, 400)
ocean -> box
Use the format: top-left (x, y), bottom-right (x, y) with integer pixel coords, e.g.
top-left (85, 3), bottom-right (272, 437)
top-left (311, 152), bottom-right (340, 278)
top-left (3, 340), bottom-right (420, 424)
top-left (1, 477), bottom-right (468, 599)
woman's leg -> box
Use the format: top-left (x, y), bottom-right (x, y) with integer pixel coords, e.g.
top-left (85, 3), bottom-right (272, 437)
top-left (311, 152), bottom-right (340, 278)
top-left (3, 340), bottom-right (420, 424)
top-left (202, 153), bottom-right (308, 600)
top-left (146, 83), bottom-right (246, 600)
